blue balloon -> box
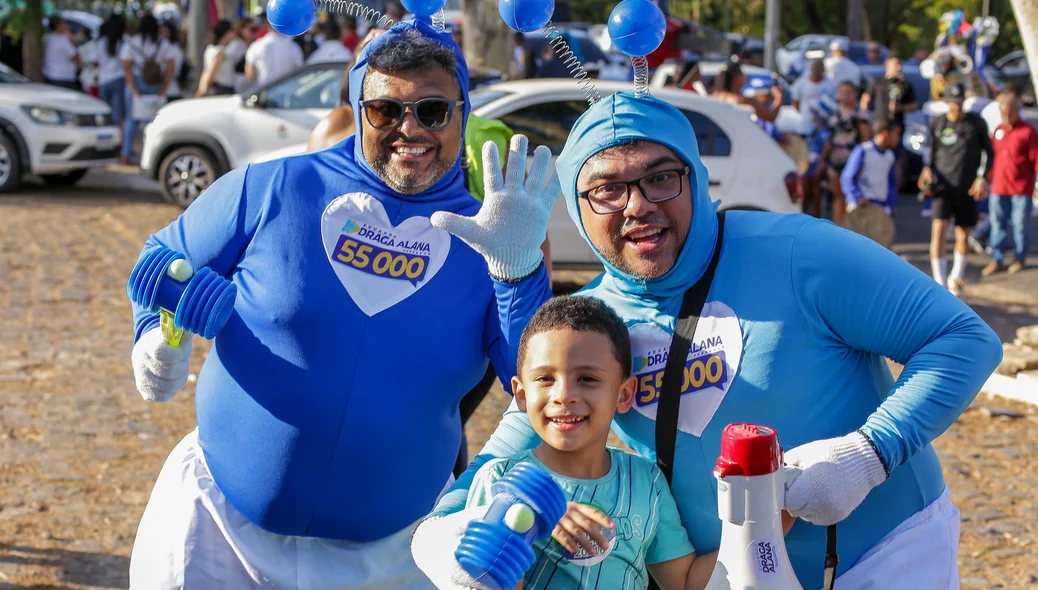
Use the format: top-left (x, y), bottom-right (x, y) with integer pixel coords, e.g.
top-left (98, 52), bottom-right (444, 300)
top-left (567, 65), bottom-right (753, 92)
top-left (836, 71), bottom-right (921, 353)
top-left (266, 0), bottom-right (315, 37)
top-left (498, 0), bottom-right (555, 33)
top-left (402, 0), bottom-right (448, 18)
top-left (607, 0), bottom-right (666, 57)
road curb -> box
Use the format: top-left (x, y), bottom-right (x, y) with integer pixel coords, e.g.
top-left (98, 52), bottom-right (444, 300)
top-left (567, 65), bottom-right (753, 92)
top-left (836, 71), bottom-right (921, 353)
top-left (981, 371), bottom-right (1038, 407)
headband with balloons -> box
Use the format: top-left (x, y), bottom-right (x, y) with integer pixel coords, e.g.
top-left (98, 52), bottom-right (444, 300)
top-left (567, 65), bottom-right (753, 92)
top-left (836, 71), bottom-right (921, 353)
top-left (266, 0), bottom-right (668, 103)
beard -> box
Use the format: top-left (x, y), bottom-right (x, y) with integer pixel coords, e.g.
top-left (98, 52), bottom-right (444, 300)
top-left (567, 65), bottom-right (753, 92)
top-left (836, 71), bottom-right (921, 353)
top-left (599, 211), bottom-right (679, 279)
top-left (369, 133), bottom-right (453, 195)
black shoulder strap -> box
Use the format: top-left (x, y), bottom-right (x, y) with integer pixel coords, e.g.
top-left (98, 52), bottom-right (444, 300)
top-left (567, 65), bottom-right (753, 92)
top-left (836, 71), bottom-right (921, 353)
top-left (655, 211), bottom-right (725, 484)
top-left (647, 210), bottom-right (839, 590)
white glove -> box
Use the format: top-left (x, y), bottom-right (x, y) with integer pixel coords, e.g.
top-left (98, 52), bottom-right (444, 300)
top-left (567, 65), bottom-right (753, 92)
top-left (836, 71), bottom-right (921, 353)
top-left (431, 134), bottom-right (559, 281)
top-left (411, 506), bottom-right (492, 590)
top-left (131, 327), bottom-right (192, 402)
top-left (783, 431), bottom-right (888, 526)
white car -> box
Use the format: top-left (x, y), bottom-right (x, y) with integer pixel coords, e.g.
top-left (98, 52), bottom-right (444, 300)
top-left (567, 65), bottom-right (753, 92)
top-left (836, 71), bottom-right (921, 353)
top-left (140, 61), bottom-right (347, 206)
top-left (0, 62), bottom-right (121, 192)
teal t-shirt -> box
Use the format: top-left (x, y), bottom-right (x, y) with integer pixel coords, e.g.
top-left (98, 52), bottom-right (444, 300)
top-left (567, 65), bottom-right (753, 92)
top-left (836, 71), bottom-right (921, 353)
top-left (465, 447), bottom-right (694, 589)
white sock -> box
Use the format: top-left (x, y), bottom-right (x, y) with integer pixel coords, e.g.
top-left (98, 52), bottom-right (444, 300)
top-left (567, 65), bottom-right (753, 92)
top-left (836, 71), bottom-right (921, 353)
top-left (931, 258), bottom-right (947, 287)
top-left (949, 251), bottom-right (967, 282)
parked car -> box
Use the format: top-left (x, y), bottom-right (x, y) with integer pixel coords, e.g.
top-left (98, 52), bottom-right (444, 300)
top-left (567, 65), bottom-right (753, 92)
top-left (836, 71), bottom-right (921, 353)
top-left (777, 35), bottom-right (889, 80)
top-left (984, 50), bottom-right (1035, 106)
top-left (0, 62), bottom-right (120, 192)
top-left (246, 80), bottom-right (801, 267)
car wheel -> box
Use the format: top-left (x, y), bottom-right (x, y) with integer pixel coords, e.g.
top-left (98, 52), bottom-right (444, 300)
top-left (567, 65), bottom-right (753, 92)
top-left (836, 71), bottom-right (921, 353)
top-left (40, 169), bottom-right (89, 187)
top-left (159, 146), bottom-right (219, 208)
top-left (0, 132), bottom-right (23, 193)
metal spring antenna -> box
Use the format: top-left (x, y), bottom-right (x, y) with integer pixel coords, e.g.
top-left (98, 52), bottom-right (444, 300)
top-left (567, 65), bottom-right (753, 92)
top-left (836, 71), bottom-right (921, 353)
top-left (314, 0), bottom-right (394, 28)
top-left (431, 9), bottom-right (447, 31)
top-left (632, 55), bottom-right (649, 98)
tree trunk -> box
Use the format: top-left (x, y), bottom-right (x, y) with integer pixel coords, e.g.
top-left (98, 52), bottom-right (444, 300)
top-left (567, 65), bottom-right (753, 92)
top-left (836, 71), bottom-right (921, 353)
top-left (461, 0), bottom-right (511, 73)
top-left (846, 0), bottom-right (863, 40)
top-left (22, 0), bottom-right (44, 82)
top-left (1010, 0), bottom-right (1038, 99)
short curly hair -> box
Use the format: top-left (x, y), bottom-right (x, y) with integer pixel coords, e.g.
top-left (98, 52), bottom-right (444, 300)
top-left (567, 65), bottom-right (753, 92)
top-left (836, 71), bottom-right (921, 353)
top-left (517, 296), bottom-right (632, 378)
top-left (362, 28), bottom-right (459, 97)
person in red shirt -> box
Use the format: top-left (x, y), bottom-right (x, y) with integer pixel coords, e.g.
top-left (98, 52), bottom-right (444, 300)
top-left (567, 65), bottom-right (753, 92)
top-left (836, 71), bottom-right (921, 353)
top-left (341, 16), bottom-right (361, 52)
top-left (983, 89), bottom-right (1037, 276)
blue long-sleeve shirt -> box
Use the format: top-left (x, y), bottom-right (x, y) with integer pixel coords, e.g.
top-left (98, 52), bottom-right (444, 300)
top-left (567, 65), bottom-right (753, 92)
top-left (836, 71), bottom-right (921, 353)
top-left (434, 92), bottom-right (1001, 588)
top-left (129, 18), bottom-right (539, 543)
top-left (840, 140), bottom-right (898, 214)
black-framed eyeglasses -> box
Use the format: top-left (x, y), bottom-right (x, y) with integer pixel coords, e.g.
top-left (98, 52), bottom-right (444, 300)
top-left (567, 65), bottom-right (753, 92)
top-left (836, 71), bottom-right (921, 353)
top-left (359, 97), bottom-right (464, 131)
top-left (578, 166), bottom-right (691, 215)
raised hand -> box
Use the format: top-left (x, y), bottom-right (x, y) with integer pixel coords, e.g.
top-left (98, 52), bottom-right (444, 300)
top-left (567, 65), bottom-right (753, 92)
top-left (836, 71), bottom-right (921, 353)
top-left (432, 134), bottom-right (560, 281)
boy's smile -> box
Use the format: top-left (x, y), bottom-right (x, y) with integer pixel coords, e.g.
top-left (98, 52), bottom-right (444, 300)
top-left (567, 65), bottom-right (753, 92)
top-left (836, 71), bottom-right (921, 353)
top-left (513, 329), bottom-right (635, 480)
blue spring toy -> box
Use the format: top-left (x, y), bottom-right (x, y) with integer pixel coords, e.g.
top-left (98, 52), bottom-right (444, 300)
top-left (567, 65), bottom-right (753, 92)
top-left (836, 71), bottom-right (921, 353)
top-left (127, 247), bottom-right (238, 347)
top-left (266, 0), bottom-right (316, 37)
top-left (456, 462), bottom-right (567, 590)
top-left (498, 0), bottom-right (555, 33)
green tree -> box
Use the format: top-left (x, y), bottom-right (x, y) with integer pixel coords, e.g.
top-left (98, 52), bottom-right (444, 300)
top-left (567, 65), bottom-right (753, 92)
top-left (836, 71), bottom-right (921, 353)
top-left (22, 0), bottom-right (44, 81)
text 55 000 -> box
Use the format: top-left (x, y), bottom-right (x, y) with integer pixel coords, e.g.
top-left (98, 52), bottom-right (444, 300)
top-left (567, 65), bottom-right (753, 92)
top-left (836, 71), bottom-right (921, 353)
top-left (635, 351), bottom-right (728, 407)
top-left (334, 235), bottom-right (430, 285)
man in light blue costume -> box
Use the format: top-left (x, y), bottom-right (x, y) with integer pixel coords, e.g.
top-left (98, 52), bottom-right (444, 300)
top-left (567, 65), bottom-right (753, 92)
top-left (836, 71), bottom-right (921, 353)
top-left (413, 91), bottom-right (1002, 588)
top-left (127, 17), bottom-right (554, 589)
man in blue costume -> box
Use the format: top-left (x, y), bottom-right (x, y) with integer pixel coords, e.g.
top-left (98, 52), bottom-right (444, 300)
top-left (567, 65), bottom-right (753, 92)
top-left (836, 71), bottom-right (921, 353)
top-left (412, 91), bottom-right (1002, 588)
top-left (127, 17), bottom-right (555, 589)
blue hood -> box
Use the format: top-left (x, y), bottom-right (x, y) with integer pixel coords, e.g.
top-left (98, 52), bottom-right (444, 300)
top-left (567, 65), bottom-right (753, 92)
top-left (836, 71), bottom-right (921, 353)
top-left (347, 16), bottom-right (471, 202)
top-left (556, 91), bottom-right (719, 300)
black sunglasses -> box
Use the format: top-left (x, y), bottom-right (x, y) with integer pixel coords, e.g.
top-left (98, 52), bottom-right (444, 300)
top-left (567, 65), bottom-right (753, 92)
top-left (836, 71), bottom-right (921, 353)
top-left (359, 97), bottom-right (464, 131)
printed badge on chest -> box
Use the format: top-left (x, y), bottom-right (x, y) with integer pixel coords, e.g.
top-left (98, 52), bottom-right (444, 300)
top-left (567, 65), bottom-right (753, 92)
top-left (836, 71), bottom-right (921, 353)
top-left (627, 302), bottom-right (743, 437)
top-left (321, 193), bottom-right (450, 316)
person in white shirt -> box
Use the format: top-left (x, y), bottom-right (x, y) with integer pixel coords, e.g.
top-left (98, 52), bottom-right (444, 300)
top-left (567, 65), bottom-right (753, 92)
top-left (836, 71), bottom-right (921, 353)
top-left (245, 12), bottom-right (304, 88)
top-left (792, 59), bottom-right (838, 136)
top-left (306, 19), bottom-right (353, 65)
top-left (197, 20), bottom-right (249, 97)
top-left (825, 37), bottom-right (865, 91)
top-left (96, 15), bottom-right (128, 122)
top-left (43, 16), bottom-right (81, 90)
top-left (159, 21), bottom-right (186, 101)
top-left (120, 14), bottom-right (175, 165)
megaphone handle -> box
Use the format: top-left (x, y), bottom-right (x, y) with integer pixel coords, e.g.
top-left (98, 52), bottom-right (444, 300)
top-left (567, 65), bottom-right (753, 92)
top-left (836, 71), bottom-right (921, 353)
top-left (160, 309), bottom-right (186, 347)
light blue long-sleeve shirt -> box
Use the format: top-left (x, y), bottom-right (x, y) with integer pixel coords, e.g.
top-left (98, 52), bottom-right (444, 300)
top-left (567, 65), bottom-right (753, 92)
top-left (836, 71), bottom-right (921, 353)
top-left (434, 92), bottom-right (1001, 589)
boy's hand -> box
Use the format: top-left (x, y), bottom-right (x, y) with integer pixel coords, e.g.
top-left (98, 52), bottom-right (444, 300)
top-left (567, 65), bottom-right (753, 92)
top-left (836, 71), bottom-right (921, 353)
top-left (782, 510), bottom-right (796, 535)
top-left (552, 502), bottom-right (614, 557)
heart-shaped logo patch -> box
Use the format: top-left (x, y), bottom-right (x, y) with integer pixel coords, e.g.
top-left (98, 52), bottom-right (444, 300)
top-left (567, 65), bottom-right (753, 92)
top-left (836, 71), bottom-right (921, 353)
top-left (627, 301), bottom-right (743, 437)
top-left (322, 193), bottom-right (451, 317)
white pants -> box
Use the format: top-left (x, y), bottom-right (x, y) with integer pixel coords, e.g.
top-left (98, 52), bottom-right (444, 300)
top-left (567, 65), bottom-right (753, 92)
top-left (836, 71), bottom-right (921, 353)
top-left (828, 487), bottom-right (960, 590)
top-left (130, 429), bottom-right (447, 590)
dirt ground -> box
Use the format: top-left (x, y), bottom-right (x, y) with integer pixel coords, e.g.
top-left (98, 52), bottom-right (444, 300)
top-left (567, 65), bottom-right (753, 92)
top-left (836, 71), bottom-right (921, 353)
top-left (1, 183), bottom-right (1037, 588)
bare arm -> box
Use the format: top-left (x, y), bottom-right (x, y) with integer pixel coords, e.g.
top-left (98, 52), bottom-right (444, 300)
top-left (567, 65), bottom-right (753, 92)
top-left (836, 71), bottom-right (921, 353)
top-left (159, 58), bottom-right (174, 96)
top-left (860, 92), bottom-right (871, 111)
top-left (245, 63), bottom-right (257, 82)
top-left (197, 51), bottom-right (225, 97)
top-left (123, 60), bottom-right (139, 95)
top-left (743, 95), bottom-right (778, 122)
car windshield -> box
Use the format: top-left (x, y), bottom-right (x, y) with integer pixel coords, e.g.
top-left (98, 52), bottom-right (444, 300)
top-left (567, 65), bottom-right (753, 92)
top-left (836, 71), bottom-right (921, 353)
top-left (0, 62), bottom-right (28, 84)
top-left (469, 89), bottom-right (509, 111)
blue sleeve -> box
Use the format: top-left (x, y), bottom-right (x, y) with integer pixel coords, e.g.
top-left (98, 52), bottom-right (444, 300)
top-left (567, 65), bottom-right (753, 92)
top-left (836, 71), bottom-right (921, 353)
top-left (790, 221), bottom-right (1002, 471)
top-left (130, 164), bottom-right (262, 344)
top-left (645, 464), bottom-right (695, 563)
top-left (486, 264), bottom-right (554, 394)
top-left (433, 399), bottom-right (540, 516)
top-left (840, 145), bottom-right (866, 205)
top-left (886, 158), bottom-right (898, 211)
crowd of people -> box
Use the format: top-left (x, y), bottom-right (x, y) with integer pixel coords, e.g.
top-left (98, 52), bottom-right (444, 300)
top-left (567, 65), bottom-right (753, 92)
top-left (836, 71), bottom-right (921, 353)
top-left (698, 46), bottom-right (1032, 298)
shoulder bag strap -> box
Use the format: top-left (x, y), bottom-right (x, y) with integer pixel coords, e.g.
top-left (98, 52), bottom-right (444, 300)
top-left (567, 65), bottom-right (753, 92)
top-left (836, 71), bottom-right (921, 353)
top-left (655, 210), bottom-right (725, 484)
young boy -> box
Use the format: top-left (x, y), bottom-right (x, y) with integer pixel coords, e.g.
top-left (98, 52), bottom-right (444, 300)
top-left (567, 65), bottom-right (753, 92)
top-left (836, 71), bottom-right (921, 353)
top-left (840, 117), bottom-right (902, 217)
top-left (464, 296), bottom-right (717, 590)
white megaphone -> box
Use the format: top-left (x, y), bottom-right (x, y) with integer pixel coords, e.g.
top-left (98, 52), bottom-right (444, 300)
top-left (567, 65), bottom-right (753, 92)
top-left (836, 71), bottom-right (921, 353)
top-left (705, 423), bottom-right (803, 590)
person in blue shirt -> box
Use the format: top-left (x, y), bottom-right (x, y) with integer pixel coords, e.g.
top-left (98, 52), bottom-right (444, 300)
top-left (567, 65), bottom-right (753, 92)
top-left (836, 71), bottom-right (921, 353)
top-left (740, 74), bottom-right (783, 143)
top-left (126, 17), bottom-right (553, 589)
top-left (840, 117), bottom-right (903, 217)
top-left (412, 91), bottom-right (1001, 589)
